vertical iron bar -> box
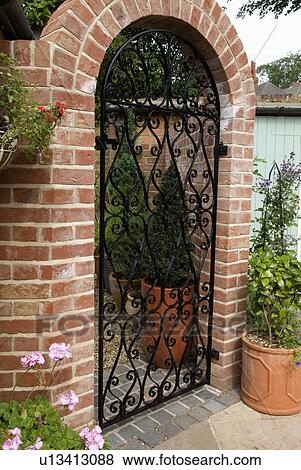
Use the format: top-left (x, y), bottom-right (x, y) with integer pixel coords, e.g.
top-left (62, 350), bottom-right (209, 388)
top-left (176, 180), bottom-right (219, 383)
top-left (98, 127), bottom-right (106, 428)
top-left (205, 131), bottom-right (221, 385)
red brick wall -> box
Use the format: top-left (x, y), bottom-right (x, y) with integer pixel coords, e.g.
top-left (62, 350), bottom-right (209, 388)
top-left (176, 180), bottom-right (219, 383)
top-left (0, 0), bottom-right (255, 428)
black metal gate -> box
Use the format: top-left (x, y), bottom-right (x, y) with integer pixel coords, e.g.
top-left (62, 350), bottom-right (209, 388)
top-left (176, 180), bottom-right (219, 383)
top-left (97, 29), bottom-right (221, 427)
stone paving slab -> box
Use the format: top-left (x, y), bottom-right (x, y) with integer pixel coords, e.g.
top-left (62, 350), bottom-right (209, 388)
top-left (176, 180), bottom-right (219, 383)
top-left (155, 401), bottom-right (301, 450)
top-left (210, 402), bottom-right (301, 450)
top-left (105, 385), bottom-right (238, 450)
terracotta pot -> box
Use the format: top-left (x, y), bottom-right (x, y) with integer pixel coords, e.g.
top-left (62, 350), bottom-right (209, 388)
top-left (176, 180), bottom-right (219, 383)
top-left (126, 290), bottom-right (142, 316)
top-left (141, 278), bottom-right (193, 368)
top-left (241, 334), bottom-right (301, 415)
top-left (108, 272), bottom-right (141, 307)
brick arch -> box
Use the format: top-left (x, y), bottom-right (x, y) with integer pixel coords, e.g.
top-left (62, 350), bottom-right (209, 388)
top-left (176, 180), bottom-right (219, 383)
top-left (41, 0), bottom-right (254, 107)
top-left (0, 0), bottom-right (255, 430)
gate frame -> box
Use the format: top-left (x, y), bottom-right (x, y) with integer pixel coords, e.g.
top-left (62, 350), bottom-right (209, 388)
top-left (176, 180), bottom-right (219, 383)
top-left (98, 27), bottom-right (222, 427)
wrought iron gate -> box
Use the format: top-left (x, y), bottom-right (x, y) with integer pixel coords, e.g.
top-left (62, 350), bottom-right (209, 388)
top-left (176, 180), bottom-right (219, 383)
top-left (97, 29), bottom-right (221, 427)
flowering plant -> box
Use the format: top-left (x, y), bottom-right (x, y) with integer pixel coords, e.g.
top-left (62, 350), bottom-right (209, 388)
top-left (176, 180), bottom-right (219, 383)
top-left (0, 343), bottom-right (108, 451)
top-left (247, 154), bottom-right (301, 361)
top-left (0, 52), bottom-right (65, 165)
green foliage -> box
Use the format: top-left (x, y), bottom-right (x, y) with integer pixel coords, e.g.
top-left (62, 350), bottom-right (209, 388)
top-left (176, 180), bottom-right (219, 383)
top-left (22, 0), bottom-right (63, 31)
top-left (247, 250), bottom-right (301, 348)
top-left (252, 155), bottom-right (301, 254)
top-left (105, 114), bottom-right (147, 278)
top-left (233, 0), bottom-right (301, 18)
top-left (257, 51), bottom-right (301, 89)
top-left (0, 53), bottom-right (64, 154)
top-left (0, 396), bottom-right (84, 450)
top-left (142, 165), bottom-right (192, 287)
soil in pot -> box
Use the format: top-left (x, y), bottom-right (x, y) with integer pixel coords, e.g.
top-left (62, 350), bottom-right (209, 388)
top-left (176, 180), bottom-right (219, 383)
top-left (141, 277), bottom-right (193, 369)
top-left (241, 333), bottom-right (301, 415)
top-left (109, 272), bottom-right (141, 308)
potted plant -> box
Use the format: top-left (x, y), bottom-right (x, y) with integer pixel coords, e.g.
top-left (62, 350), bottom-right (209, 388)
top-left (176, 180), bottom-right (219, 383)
top-left (141, 164), bottom-right (194, 368)
top-left (104, 111), bottom-right (147, 307)
top-left (242, 155), bottom-right (301, 415)
top-left (105, 149), bottom-right (146, 306)
top-left (0, 53), bottom-right (65, 169)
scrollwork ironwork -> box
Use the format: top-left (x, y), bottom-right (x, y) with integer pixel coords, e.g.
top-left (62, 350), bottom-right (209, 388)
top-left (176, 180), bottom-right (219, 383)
top-left (98, 29), bottom-right (220, 427)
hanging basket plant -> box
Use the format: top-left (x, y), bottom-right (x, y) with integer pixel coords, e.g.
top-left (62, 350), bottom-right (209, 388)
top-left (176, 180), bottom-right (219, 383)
top-left (0, 53), bottom-right (65, 170)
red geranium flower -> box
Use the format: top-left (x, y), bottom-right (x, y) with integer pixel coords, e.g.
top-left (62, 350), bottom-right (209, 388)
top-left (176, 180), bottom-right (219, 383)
top-left (37, 105), bottom-right (46, 112)
top-left (48, 114), bottom-right (55, 123)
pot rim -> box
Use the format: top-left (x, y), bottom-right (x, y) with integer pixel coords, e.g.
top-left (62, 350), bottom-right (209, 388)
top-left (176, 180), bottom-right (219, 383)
top-left (242, 332), bottom-right (298, 355)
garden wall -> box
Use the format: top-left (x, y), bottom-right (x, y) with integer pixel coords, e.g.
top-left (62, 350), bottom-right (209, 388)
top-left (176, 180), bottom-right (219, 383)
top-left (0, 0), bottom-right (255, 429)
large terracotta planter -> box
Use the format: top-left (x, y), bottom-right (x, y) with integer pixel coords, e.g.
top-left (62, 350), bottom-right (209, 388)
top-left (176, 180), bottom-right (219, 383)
top-left (241, 334), bottom-right (301, 415)
top-left (141, 278), bottom-right (193, 368)
top-left (109, 272), bottom-right (141, 307)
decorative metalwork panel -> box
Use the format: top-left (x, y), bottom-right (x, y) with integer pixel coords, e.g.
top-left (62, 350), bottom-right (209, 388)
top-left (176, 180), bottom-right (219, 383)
top-left (97, 30), bottom-right (221, 427)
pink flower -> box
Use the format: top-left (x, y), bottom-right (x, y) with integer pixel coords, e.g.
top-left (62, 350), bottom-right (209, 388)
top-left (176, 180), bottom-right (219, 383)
top-left (9, 428), bottom-right (21, 436)
top-left (26, 437), bottom-right (43, 450)
top-left (48, 343), bottom-right (72, 361)
top-left (79, 427), bottom-right (89, 439)
top-left (20, 352), bottom-right (45, 369)
top-left (2, 428), bottom-right (22, 450)
top-left (79, 425), bottom-right (104, 450)
top-left (59, 390), bottom-right (79, 411)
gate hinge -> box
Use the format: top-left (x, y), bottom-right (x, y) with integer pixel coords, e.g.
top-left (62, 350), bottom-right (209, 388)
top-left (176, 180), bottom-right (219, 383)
top-left (210, 348), bottom-right (220, 360)
top-left (95, 134), bottom-right (118, 151)
top-left (218, 142), bottom-right (228, 156)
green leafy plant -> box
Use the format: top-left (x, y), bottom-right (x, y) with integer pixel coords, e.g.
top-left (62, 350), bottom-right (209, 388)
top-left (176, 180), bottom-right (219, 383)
top-left (247, 250), bottom-right (301, 348)
top-left (142, 165), bottom-right (192, 287)
top-left (22, 0), bottom-right (63, 31)
top-left (0, 397), bottom-right (83, 450)
top-left (0, 53), bottom-right (65, 156)
top-left (103, 110), bottom-right (149, 280)
top-left (105, 152), bottom-right (146, 278)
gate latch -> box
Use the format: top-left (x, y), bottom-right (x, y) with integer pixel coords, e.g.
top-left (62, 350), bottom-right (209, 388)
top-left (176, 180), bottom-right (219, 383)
top-left (218, 142), bottom-right (228, 156)
top-left (95, 134), bottom-right (118, 151)
top-left (210, 349), bottom-right (220, 360)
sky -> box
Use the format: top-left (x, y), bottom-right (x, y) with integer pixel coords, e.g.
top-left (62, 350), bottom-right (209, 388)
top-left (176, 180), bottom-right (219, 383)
top-left (218, 0), bottom-right (301, 66)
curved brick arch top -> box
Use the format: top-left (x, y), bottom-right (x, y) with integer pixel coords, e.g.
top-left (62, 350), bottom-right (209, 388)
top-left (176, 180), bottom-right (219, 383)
top-left (41, 0), bottom-right (255, 113)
